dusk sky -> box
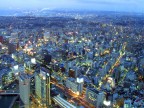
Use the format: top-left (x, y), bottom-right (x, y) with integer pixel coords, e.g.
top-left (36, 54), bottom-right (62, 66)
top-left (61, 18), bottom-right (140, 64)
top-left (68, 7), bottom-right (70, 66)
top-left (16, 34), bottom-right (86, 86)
top-left (0, 0), bottom-right (144, 13)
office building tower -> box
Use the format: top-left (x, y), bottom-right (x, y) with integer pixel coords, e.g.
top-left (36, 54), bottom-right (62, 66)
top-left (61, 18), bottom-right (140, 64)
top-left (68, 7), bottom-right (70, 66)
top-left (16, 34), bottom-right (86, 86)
top-left (76, 78), bottom-right (84, 94)
top-left (19, 74), bottom-right (30, 108)
top-left (65, 78), bottom-right (84, 95)
top-left (97, 92), bottom-right (105, 108)
top-left (35, 67), bottom-right (51, 107)
top-left (86, 88), bottom-right (105, 107)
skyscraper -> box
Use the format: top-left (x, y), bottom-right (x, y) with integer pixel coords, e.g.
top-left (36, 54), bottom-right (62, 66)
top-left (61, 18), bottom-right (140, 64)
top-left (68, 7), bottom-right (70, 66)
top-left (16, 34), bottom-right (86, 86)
top-left (35, 67), bottom-right (51, 107)
top-left (19, 74), bottom-right (30, 108)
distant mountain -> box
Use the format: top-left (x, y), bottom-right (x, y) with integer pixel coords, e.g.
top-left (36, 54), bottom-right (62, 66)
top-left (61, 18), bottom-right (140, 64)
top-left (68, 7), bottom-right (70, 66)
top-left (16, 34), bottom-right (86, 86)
top-left (0, 9), bottom-right (25, 16)
top-left (0, 8), bottom-right (58, 16)
top-left (0, 8), bottom-right (143, 17)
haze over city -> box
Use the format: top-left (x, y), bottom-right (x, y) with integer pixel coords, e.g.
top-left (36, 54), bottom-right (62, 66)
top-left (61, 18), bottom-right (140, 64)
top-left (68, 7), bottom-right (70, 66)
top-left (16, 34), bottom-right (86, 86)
top-left (0, 0), bottom-right (144, 13)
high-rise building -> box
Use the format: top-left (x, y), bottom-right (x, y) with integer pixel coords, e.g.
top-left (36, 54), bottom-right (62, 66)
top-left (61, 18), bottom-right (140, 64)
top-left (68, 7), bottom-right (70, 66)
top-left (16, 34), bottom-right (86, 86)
top-left (65, 77), bottom-right (84, 95)
top-left (19, 74), bottom-right (30, 108)
top-left (35, 67), bottom-right (51, 107)
top-left (86, 88), bottom-right (105, 107)
top-left (76, 78), bottom-right (84, 94)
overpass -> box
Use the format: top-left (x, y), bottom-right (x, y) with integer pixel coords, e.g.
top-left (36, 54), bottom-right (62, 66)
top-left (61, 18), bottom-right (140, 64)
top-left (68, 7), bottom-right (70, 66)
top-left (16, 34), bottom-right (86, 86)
top-left (53, 95), bottom-right (77, 108)
top-left (0, 90), bottom-right (19, 95)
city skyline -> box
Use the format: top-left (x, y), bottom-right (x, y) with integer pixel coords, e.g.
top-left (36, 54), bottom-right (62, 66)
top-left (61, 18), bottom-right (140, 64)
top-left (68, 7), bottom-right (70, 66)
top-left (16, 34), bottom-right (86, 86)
top-left (0, 0), bottom-right (144, 108)
top-left (0, 7), bottom-right (144, 108)
top-left (0, 0), bottom-right (144, 13)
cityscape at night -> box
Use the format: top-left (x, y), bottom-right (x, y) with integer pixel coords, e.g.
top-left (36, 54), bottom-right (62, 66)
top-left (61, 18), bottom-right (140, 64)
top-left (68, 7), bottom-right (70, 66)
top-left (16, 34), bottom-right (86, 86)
top-left (0, 0), bottom-right (144, 108)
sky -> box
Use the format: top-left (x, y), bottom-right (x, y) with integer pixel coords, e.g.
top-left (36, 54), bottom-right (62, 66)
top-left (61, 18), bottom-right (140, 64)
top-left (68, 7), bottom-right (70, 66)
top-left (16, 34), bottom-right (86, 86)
top-left (0, 0), bottom-right (144, 13)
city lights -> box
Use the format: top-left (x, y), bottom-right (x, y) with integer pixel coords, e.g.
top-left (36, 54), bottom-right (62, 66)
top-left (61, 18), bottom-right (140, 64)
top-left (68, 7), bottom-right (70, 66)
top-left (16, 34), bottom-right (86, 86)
top-left (13, 65), bottom-right (19, 70)
top-left (103, 100), bottom-right (111, 106)
top-left (76, 78), bottom-right (84, 83)
top-left (0, 4), bottom-right (144, 108)
top-left (31, 58), bottom-right (36, 64)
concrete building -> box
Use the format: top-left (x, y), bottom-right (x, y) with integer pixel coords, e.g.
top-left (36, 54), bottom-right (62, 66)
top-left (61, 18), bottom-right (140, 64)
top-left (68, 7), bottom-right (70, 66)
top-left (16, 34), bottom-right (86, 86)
top-left (19, 74), bottom-right (30, 108)
top-left (86, 88), bottom-right (105, 107)
top-left (65, 77), bottom-right (84, 95)
top-left (124, 99), bottom-right (132, 108)
top-left (0, 69), bottom-right (10, 89)
top-left (44, 32), bottom-right (50, 40)
top-left (35, 67), bottom-right (51, 107)
top-left (8, 43), bottom-right (17, 54)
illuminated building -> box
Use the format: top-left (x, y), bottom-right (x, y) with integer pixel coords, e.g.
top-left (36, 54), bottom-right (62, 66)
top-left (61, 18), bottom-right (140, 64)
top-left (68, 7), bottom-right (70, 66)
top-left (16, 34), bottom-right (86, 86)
top-left (44, 32), bottom-right (50, 41)
top-left (12, 65), bottom-right (19, 75)
top-left (35, 67), bottom-right (51, 107)
top-left (0, 70), bottom-right (8, 89)
top-left (76, 78), bottom-right (84, 94)
top-left (24, 60), bottom-right (31, 70)
top-left (24, 58), bottom-right (36, 70)
top-left (65, 77), bottom-right (84, 95)
top-left (86, 88), bottom-right (105, 107)
top-left (103, 100), bottom-right (111, 107)
top-left (124, 99), bottom-right (132, 108)
top-left (19, 64), bottom-right (25, 73)
top-left (106, 77), bottom-right (115, 90)
top-left (68, 61), bottom-right (79, 78)
top-left (31, 58), bottom-right (36, 64)
top-left (19, 74), bottom-right (30, 108)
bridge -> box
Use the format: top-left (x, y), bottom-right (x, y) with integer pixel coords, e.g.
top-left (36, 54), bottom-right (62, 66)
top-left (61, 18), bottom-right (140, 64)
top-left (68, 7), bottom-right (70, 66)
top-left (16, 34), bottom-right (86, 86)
top-left (0, 90), bottom-right (19, 95)
top-left (53, 95), bottom-right (77, 108)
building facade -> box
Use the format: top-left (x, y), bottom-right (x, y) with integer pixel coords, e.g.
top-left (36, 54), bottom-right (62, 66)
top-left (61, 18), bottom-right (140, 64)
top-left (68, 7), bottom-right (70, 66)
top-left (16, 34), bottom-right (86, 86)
top-left (65, 78), bottom-right (84, 95)
top-left (19, 74), bottom-right (30, 108)
top-left (35, 67), bottom-right (51, 107)
top-left (86, 88), bottom-right (105, 107)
